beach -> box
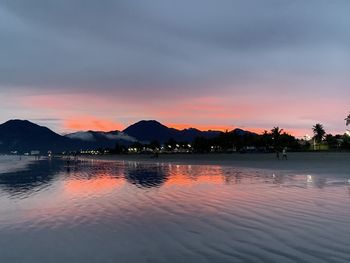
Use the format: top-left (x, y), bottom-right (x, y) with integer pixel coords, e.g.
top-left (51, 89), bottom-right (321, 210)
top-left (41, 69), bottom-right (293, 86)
top-left (79, 152), bottom-right (350, 176)
top-left (1, 153), bottom-right (350, 262)
top-left (0, 155), bottom-right (36, 174)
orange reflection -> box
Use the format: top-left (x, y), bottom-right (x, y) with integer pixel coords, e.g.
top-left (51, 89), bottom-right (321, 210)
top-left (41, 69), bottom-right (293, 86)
top-left (167, 123), bottom-right (231, 132)
top-left (164, 165), bottom-right (225, 187)
top-left (64, 176), bottom-right (125, 197)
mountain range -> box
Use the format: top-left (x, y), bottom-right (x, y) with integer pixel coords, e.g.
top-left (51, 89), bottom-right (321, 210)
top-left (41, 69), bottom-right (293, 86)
top-left (0, 119), bottom-right (250, 153)
top-left (123, 120), bottom-right (221, 143)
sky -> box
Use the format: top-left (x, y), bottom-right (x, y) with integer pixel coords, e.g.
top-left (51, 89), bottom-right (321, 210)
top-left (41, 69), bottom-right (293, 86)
top-left (0, 0), bottom-right (349, 136)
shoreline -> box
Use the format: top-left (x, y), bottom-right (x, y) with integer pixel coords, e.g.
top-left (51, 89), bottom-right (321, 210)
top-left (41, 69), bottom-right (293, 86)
top-left (0, 155), bottom-right (36, 174)
top-left (76, 152), bottom-right (350, 176)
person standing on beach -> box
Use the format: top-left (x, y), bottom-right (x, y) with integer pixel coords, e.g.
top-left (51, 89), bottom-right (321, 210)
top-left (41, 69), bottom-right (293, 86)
top-left (276, 150), bottom-right (280, 160)
top-left (282, 147), bottom-right (288, 160)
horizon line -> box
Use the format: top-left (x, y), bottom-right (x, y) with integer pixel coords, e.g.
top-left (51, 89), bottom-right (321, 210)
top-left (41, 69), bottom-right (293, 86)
top-left (2, 118), bottom-right (347, 138)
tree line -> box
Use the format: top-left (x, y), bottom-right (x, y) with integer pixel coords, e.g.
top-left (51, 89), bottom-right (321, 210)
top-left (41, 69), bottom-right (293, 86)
top-left (106, 112), bottom-right (350, 154)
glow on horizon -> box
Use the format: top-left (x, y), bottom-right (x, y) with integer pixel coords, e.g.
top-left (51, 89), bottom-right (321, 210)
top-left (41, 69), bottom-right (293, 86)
top-left (64, 116), bottom-right (124, 132)
top-left (0, 90), bottom-right (348, 137)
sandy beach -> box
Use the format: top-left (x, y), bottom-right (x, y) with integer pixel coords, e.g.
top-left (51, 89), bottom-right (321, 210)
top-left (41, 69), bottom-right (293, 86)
top-left (78, 152), bottom-right (350, 176)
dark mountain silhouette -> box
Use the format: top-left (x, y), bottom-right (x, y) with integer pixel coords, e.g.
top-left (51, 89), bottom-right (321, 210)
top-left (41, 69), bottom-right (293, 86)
top-left (123, 120), bottom-right (221, 143)
top-left (0, 120), bottom-right (72, 153)
top-left (0, 119), bottom-right (253, 153)
top-left (65, 130), bottom-right (136, 148)
top-left (231, 128), bottom-right (256, 136)
top-left (0, 119), bottom-right (140, 153)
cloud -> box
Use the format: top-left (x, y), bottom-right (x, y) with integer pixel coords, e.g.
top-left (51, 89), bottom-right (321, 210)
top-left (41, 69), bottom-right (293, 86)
top-left (104, 133), bottom-right (137, 142)
top-left (30, 118), bottom-right (62, 122)
top-left (66, 131), bottom-right (95, 141)
top-left (0, 0), bottom-right (349, 134)
top-left (64, 116), bottom-right (123, 132)
top-left (0, 0), bottom-right (349, 92)
top-left (66, 130), bottom-right (137, 142)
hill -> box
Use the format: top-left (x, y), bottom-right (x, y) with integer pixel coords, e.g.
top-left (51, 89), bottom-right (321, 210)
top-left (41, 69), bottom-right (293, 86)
top-left (0, 120), bottom-right (72, 153)
top-left (123, 120), bottom-right (221, 143)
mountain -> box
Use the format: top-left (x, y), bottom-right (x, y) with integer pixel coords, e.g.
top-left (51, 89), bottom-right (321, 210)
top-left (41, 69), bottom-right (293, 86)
top-left (65, 130), bottom-right (136, 148)
top-left (231, 128), bottom-right (256, 136)
top-left (123, 120), bottom-right (221, 143)
top-left (0, 119), bottom-right (254, 153)
top-left (0, 120), bottom-right (137, 154)
top-left (0, 119), bottom-right (72, 153)
top-left (123, 120), bottom-right (176, 143)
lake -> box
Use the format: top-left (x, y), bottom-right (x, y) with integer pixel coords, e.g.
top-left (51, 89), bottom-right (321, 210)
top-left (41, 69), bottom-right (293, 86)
top-left (0, 156), bottom-right (350, 263)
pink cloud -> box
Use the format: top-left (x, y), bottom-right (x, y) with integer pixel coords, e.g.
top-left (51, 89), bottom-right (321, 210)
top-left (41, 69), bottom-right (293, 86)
top-left (64, 116), bottom-right (123, 132)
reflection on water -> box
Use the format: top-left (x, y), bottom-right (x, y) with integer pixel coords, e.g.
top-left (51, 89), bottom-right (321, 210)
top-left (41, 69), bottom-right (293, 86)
top-left (0, 158), bottom-right (350, 263)
top-left (0, 159), bottom-right (63, 197)
top-left (125, 163), bottom-right (169, 188)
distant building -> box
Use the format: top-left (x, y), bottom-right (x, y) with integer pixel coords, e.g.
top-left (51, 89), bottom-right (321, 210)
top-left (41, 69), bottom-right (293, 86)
top-left (30, 150), bottom-right (40, 156)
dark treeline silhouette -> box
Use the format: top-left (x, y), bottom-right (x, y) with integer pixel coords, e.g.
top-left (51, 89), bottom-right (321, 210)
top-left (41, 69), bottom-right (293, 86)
top-left (100, 125), bottom-right (350, 155)
top-left (93, 128), bottom-right (301, 154)
top-left (191, 128), bottom-right (301, 153)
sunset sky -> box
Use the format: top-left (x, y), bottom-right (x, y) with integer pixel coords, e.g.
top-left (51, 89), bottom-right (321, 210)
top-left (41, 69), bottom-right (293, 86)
top-left (0, 0), bottom-right (349, 136)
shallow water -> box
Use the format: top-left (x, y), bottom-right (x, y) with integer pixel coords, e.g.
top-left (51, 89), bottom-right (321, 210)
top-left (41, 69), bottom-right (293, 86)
top-left (0, 155), bottom-right (34, 174)
top-left (0, 157), bottom-right (350, 263)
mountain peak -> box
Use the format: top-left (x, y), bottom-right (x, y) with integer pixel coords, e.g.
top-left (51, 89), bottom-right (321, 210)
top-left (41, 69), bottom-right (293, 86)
top-left (3, 119), bottom-right (34, 125)
top-left (0, 119), bottom-right (68, 153)
top-left (128, 120), bottom-right (165, 127)
top-left (123, 120), bottom-right (221, 143)
top-left (1, 119), bottom-right (49, 131)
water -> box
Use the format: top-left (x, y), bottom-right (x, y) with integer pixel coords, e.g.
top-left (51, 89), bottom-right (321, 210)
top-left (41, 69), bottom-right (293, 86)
top-left (0, 156), bottom-right (350, 262)
top-left (0, 155), bottom-right (33, 174)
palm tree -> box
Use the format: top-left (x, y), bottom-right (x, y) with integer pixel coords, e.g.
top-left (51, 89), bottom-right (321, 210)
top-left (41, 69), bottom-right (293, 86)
top-left (312, 123), bottom-right (326, 143)
top-left (345, 112), bottom-right (350, 126)
top-left (271, 127), bottom-right (283, 140)
top-left (271, 127), bottom-right (283, 149)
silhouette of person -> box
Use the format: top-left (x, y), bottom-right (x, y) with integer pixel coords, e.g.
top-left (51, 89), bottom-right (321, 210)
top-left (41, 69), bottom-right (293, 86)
top-left (282, 147), bottom-right (288, 160)
top-left (276, 150), bottom-right (280, 160)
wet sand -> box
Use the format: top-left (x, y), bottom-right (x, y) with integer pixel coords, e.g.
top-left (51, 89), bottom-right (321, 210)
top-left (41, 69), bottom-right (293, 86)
top-left (0, 155), bottom-right (35, 174)
top-left (80, 152), bottom-right (350, 176)
top-left (1, 154), bottom-right (350, 262)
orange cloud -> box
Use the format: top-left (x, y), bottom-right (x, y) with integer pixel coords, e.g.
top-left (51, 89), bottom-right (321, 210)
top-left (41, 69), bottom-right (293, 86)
top-left (64, 116), bottom-right (123, 131)
top-left (167, 123), bottom-right (232, 132)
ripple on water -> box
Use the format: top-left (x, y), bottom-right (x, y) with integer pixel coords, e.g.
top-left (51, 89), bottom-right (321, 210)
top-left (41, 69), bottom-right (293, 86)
top-left (0, 159), bottom-right (350, 262)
